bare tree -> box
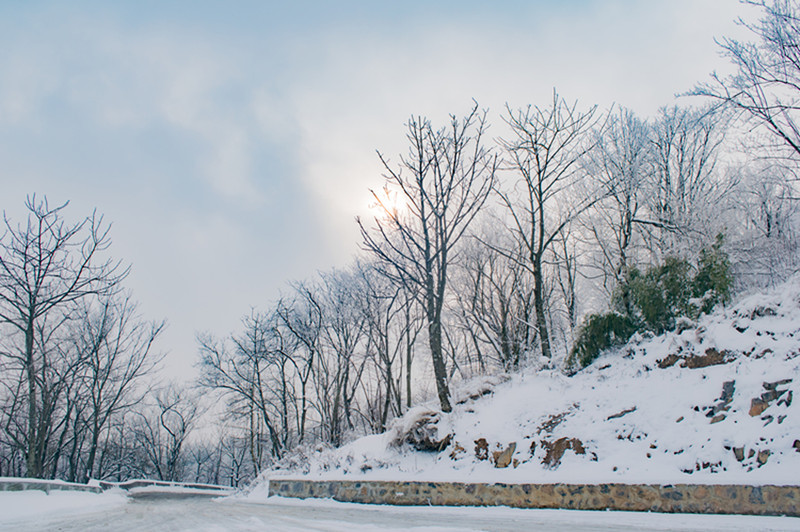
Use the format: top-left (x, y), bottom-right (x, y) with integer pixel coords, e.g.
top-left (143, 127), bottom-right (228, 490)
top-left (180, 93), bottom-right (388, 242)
top-left (275, 287), bottom-right (322, 441)
top-left (132, 385), bottom-right (199, 482)
top-left (314, 269), bottom-right (369, 446)
top-left (0, 196), bottom-right (127, 477)
top-left (454, 233), bottom-right (536, 372)
top-left (359, 103), bottom-right (497, 412)
top-left (648, 105), bottom-right (731, 257)
top-left (198, 311), bottom-right (287, 461)
top-left (692, 0), bottom-right (800, 161)
top-left (729, 162), bottom-right (800, 284)
top-left (358, 261), bottom-right (422, 429)
top-left (71, 293), bottom-right (164, 482)
top-left (585, 108), bottom-right (653, 310)
top-left (494, 92), bottom-right (602, 361)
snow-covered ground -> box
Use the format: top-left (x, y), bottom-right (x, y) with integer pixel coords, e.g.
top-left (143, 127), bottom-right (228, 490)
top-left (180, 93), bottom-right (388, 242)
top-left (0, 488), bottom-right (128, 525)
top-left (269, 278), bottom-right (800, 486)
top-left (2, 490), bottom-right (799, 531)
top-left (3, 281), bottom-right (799, 530)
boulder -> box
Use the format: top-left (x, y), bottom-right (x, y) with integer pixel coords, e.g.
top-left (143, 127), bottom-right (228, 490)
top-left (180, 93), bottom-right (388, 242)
top-left (750, 398), bottom-right (769, 417)
top-left (395, 410), bottom-right (453, 452)
top-left (758, 449), bottom-right (771, 466)
top-left (492, 442), bottom-right (516, 468)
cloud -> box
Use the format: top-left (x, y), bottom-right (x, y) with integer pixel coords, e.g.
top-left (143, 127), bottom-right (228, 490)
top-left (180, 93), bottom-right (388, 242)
top-left (256, 0), bottom-right (757, 266)
top-left (0, 0), bottom-right (763, 379)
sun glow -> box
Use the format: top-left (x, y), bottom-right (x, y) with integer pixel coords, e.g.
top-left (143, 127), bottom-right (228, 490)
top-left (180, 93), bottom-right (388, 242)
top-left (368, 184), bottom-right (405, 222)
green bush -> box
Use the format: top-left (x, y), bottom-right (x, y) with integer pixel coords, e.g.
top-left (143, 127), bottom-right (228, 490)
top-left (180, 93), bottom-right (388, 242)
top-left (570, 234), bottom-right (733, 370)
top-left (626, 256), bottom-right (693, 334)
top-left (568, 312), bottom-right (637, 369)
top-left (691, 233), bottom-right (732, 314)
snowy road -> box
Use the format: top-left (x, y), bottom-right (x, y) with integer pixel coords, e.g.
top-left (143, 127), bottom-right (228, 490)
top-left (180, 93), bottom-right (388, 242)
top-left (4, 495), bottom-right (800, 532)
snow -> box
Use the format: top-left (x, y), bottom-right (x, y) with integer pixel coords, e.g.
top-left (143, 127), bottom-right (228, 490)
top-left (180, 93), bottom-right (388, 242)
top-left (0, 489), bottom-right (127, 525)
top-left (267, 277), bottom-right (800, 486)
top-left (3, 492), bottom-right (798, 531)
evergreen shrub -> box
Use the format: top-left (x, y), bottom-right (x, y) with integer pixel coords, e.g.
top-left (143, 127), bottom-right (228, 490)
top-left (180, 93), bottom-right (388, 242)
top-left (569, 234), bottom-right (732, 370)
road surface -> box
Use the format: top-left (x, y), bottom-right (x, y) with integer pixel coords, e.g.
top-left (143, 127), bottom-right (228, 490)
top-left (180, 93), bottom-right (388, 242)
top-left (4, 494), bottom-right (800, 531)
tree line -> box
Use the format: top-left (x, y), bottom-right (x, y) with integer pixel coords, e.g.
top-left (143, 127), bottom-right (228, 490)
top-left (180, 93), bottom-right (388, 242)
top-left (1, 0), bottom-right (799, 485)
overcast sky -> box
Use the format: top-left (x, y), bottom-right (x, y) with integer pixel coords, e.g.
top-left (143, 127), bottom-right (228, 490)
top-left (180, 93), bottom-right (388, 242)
top-left (0, 1), bottom-right (759, 381)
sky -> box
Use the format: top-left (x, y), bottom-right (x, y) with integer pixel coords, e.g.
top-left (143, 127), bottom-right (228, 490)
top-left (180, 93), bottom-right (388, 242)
top-left (0, 0), bottom-right (760, 381)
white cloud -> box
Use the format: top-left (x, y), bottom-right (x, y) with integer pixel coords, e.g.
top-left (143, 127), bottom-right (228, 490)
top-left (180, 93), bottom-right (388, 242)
top-left (0, 0), bottom-right (765, 378)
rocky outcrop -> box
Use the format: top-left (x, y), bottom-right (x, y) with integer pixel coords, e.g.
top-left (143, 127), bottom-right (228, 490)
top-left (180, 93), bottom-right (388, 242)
top-left (395, 411), bottom-right (453, 452)
top-left (705, 380), bottom-right (735, 423)
top-left (657, 348), bottom-right (736, 369)
top-left (749, 379), bottom-right (792, 417)
top-left (541, 437), bottom-right (586, 468)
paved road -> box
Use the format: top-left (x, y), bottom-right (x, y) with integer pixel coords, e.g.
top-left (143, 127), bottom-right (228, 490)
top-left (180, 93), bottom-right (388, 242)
top-left (5, 495), bottom-right (800, 532)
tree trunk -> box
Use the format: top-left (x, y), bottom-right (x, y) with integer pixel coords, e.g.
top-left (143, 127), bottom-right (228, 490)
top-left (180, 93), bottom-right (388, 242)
top-left (427, 318), bottom-right (452, 412)
top-left (533, 256), bottom-right (552, 360)
top-left (25, 319), bottom-right (40, 478)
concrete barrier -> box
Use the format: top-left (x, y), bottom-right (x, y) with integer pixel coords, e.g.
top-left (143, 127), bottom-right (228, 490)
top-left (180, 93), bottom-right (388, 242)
top-left (97, 479), bottom-right (233, 492)
top-left (269, 479), bottom-right (800, 517)
top-left (0, 478), bottom-right (102, 494)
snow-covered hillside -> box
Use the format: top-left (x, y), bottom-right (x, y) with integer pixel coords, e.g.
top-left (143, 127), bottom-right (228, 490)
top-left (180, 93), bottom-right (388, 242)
top-left (268, 278), bottom-right (800, 486)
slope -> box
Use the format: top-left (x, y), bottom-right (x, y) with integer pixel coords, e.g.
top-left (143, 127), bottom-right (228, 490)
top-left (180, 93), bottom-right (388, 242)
top-left (268, 277), bottom-right (800, 486)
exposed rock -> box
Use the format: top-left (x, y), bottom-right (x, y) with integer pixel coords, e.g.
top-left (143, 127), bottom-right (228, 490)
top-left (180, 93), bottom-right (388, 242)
top-left (707, 380), bottom-right (735, 419)
top-left (733, 447), bottom-right (745, 462)
top-left (763, 378), bottom-right (792, 391)
top-left (606, 406), bottom-right (636, 421)
top-left (658, 349), bottom-right (736, 370)
top-left (749, 379), bottom-right (793, 416)
top-left (758, 449), bottom-right (771, 466)
top-left (793, 440), bottom-right (800, 453)
top-left (474, 438), bottom-right (489, 461)
top-left (657, 354), bottom-right (681, 369)
top-left (492, 442), bottom-right (516, 468)
top-left (761, 389), bottom-right (787, 403)
top-left (541, 437), bottom-right (585, 469)
top-left (750, 398), bottom-right (769, 417)
top-left (401, 411), bottom-right (453, 452)
top-left (537, 411), bottom-right (571, 435)
top-left (720, 380), bottom-right (736, 402)
top-left (682, 348), bottom-right (733, 369)
top-left (683, 460), bottom-right (723, 474)
top-left (778, 390), bottom-right (793, 407)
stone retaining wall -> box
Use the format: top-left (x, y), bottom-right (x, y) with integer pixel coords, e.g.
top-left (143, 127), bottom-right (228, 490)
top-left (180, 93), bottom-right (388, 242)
top-left (269, 479), bottom-right (800, 517)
